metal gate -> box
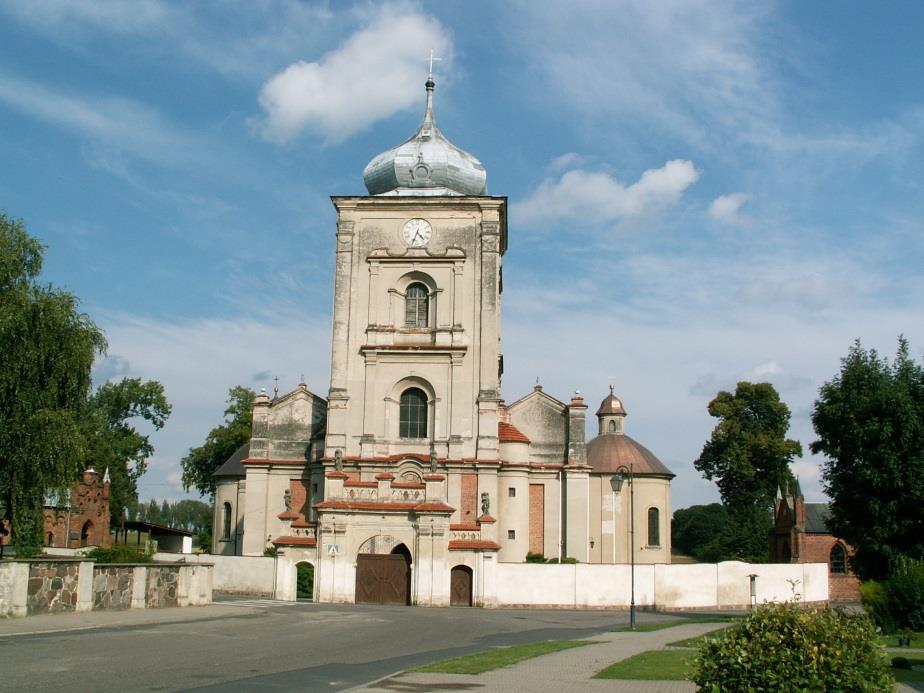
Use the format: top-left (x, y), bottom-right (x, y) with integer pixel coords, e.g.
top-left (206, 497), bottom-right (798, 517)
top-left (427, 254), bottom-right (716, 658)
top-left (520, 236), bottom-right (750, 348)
top-left (450, 565), bottom-right (473, 606)
top-left (355, 553), bottom-right (411, 605)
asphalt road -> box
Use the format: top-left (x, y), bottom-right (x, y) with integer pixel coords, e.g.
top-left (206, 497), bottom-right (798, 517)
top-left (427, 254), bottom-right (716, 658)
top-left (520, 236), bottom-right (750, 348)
top-left (0, 597), bottom-right (683, 692)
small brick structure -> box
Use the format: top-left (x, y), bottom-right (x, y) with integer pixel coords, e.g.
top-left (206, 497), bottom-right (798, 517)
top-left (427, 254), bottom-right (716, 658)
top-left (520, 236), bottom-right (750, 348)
top-left (770, 484), bottom-right (860, 601)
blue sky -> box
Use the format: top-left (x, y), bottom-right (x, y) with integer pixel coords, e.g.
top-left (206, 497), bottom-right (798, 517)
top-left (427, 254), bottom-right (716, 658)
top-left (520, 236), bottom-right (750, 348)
top-left (2, 1), bottom-right (922, 510)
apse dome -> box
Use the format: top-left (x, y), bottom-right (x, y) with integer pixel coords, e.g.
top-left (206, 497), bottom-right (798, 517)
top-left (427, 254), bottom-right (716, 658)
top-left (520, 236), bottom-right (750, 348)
top-left (362, 79), bottom-right (487, 197)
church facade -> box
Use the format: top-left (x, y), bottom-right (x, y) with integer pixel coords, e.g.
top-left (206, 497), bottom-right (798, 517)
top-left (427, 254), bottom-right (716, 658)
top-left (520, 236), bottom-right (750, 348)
top-left (213, 78), bottom-right (674, 606)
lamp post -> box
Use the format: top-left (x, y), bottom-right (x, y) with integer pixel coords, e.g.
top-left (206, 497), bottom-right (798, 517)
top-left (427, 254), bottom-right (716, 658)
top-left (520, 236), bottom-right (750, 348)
top-left (610, 464), bottom-right (635, 630)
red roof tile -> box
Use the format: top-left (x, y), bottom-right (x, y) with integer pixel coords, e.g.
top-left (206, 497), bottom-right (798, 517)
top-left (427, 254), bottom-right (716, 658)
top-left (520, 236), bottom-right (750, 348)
top-left (498, 422), bottom-right (530, 443)
top-left (449, 540), bottom-right (501, 551)
top-left (272, 536), bottom-right (317, 547)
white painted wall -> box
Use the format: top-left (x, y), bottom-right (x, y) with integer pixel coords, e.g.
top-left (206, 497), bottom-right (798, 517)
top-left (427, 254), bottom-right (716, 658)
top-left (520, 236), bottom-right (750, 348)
top-left (159, 553), bottom-right (276, 597)
top-left (493, 561), bottom-right (827, 609)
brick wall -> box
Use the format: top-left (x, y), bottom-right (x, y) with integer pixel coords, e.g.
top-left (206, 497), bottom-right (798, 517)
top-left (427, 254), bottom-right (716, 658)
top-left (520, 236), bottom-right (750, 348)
top-left (461, 474), bottom-right (477, 523)
top-left (528, 484), bottom-right (544, 554)
top-left (802, 534), bottom-right (860, 601)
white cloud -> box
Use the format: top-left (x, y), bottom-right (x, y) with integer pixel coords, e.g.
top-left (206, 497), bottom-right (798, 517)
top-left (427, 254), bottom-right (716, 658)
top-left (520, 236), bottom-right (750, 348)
top-left (548, 152), bottom-right (587, 172)
top-left (257, 6), bottom-right (452, 143)
top-left (513, 160), bottom-right (700, 227)
top-left (0, 72), bottom-right (195, 165)
top-left (709, 192), bottom-right (751, 223)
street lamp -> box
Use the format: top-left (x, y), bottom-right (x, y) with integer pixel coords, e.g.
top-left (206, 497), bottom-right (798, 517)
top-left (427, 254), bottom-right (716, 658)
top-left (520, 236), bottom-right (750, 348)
top-left (610, 464), bottom-right (635, 630)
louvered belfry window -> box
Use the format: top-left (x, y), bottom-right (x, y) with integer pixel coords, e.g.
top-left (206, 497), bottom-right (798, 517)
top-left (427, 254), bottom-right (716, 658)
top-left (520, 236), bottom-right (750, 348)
top-left (405, 283), bottom-right (429, 327)
top-left (399, 388), bottom-right (428, 438)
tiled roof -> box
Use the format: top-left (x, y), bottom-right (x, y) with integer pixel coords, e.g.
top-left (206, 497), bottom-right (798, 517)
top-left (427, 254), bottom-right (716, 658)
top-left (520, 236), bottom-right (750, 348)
top-left (213, 443), bottom-right (248, 477)
top-left (498, 421), bottom-right (530, 444)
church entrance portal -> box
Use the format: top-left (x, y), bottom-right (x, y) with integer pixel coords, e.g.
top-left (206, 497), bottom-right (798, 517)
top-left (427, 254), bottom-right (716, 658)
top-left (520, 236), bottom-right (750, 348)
top-left (450, 565), bottom-right (473, 606)
top-left (355, 543), bottom-right (412, 605)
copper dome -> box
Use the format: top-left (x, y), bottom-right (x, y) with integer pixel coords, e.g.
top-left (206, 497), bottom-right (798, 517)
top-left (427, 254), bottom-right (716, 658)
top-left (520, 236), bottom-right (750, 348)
top-left (586, 434), bottom-right (674, 477)
top-left (596, 390), bottom-right (627, 417)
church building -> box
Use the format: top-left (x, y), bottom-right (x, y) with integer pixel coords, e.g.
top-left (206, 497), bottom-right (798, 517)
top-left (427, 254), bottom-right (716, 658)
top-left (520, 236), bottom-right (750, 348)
top-left (213, 76), bottom-right (674, 606)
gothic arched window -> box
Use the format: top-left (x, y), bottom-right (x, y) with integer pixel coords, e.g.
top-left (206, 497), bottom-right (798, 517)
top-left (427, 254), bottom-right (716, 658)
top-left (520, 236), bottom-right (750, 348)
top-left (222, 502), bottom-right (232, 540)
top-left (830, 543), bottom-right (847, 574)
top-left (405, 283), bottom-right (429, 328)
top-left (647, 507), bottom-right (660, 547)
top-left (399, 388), bottom-right (428, 438)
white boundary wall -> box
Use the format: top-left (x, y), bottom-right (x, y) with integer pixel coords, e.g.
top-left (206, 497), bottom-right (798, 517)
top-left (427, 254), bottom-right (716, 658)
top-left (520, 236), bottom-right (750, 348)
top-left (494, 561), bottom-right (827, 609)
top-left (168, 554), bottom-right (276, 597)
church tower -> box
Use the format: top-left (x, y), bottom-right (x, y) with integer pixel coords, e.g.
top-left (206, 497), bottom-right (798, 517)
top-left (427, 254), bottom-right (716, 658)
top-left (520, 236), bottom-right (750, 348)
top-left (325, 76), bottom-right (506, 468)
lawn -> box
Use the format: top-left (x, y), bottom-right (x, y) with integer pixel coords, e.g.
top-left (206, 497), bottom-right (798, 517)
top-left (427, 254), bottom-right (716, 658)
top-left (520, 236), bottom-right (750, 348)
top-left (595, 649), bottom-right (693, 680)
top-left (611, 615), bottom-right (735, 633)
top-left (891, 656), bottom-right (924, 683)
top-left (881, 631), bottom-right (924, 648)
top-left (413, 639), bottom-right (595, 675)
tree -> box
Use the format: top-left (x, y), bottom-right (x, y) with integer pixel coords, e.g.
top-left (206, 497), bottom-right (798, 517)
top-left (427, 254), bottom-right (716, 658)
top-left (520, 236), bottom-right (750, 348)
top-left (812, 338), bottom-right (924, 580)
top-left (671, 503), bottom-right (728, 562)
top-left (83, 378), bottom-right (171, 526)
top-left (694, 382), bottom-right (802, 562)
top-left (0, 212), bottom-right (106, 554)
top-left (180, 386), bottom-right (254, 497)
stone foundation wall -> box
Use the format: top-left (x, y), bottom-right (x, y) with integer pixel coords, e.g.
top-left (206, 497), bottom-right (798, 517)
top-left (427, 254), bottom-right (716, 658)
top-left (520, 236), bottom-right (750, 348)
top-left (0, 560), bottom-right (210, 617)
top-left (27, 561), bottom-right (81, 614)
top-left (92, 566), bottom-right (134, 610)
top-left (145, 566), bottom-right (179, 608)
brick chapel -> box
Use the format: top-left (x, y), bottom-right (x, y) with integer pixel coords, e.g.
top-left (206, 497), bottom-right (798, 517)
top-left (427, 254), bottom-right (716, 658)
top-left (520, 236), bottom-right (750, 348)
top-left (212, 76), bottom-right (674, 606)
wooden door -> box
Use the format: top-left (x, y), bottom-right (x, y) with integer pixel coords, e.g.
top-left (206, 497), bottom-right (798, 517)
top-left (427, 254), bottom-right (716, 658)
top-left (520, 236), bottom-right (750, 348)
top-left (450, 565), bottom-right (473, 606)
top-left (355, 554), bottom-right (410, 605)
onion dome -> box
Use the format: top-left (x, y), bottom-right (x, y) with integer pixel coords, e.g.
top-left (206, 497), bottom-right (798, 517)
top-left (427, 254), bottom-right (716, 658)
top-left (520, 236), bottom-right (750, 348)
top-left (363, 78), bottom-right (487, 196)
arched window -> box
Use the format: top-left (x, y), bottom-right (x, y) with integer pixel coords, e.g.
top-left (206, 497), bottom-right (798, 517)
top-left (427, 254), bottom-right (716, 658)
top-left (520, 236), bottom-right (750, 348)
top-left (46, 532), bottom-right (54, 546)
top-left (647, 507), bottom-right (660, 547)
top-left (830, 543), bottom-right (847, 574)
top-left (81, 520), bottom-right (93, 547)
top-left (222, 502), bottom-right (232, 540)
top-left (399, 388), bottom-right (428, 439)
top-left (608, 420), bottom-right (617, 432)
top-left (405, 283), bottom-right (429, 327)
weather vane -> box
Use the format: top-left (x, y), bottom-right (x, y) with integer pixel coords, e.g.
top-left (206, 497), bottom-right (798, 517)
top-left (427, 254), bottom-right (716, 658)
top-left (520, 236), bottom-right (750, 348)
top-left (427, 48), bottom-right (441, 80)
top-left (273, 375), bottom-right (279, 398)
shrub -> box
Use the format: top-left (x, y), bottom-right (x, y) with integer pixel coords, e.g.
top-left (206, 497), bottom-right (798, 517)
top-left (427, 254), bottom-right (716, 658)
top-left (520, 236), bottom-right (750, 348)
top-left (891, 656), bottom-right (911, 670)
top-left (85, 545), bottom-right (152, 563)
top-left (692, 602), bottom-right (892, 691)
top-left (884, 556), bottom-right (924, 632)
top-left (525, 552), bottom-right (546, 563)
top-left (860, 580), bottom-right (896, 633)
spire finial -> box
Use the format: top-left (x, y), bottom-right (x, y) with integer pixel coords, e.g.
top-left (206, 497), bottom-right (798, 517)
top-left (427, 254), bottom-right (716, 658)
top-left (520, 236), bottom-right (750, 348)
top-left (609, 383), bottom-right (614, 395)
top-left (273, 375), bottom-right (279, 398)
top-left (427, 48), bottom-right (441, 83)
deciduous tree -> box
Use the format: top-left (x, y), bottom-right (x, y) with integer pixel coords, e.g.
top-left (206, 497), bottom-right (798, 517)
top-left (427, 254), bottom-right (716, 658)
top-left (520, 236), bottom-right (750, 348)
top-left (180, 386), bottom-right (254, 497)
top-left (694, 382), bottom-right (801, 562)
top-left (0, 213), bottom-right (105, 554)
top-left (812, 338), bottom-right (924, 580)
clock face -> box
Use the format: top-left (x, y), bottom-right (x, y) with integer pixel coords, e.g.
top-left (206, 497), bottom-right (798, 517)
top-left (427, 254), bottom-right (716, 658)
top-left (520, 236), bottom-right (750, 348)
top-left (403, 218), bottom-right (432, 247)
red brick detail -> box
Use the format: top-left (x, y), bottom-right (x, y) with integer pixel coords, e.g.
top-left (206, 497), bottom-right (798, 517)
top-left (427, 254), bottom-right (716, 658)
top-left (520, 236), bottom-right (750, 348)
top-left (393, 481), bottom-right (425, 489)
top-left (498, 422), bottom-right (530, 443)
top-left (529, 484), bottom-right (545, 555)
top-left (28, 471), bottom-right (111, 549)
top-left (450, 524), bottom-right (481, 531)
top-left (477, 515), bottom-right (496, 524)
top-left (449, 540), bottom-right (501, 551)
top-left (272, 536), bottom-right (318, 547)
top-left (290, 519), bottom-right (314, 529)
top-left (374, 473), bottom-right (395, 481)
top-left (423, 474), bottom-right (445, 481)
top-left (277, 511), bottom-right (300, 520)
top-left (315, 500), bottom-right (454, 513)
top-left (343, 480), bottom-right (377, 488)
top-left (461, 474), bottom-right (477, 524)
top-left (325, 471), bottom-right (349, 479)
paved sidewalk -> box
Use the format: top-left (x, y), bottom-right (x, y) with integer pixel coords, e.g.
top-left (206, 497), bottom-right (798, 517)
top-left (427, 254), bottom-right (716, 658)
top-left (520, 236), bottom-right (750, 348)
top-left (358, 621), bottom-right (726, 693)
top-left (358, 623), bottom-right (923, 693)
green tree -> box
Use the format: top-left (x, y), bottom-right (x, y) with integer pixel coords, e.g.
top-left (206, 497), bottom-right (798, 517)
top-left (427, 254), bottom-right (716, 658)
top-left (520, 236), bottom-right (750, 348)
top-left (83, 378), bottom-right (171, 526)
top-left (812, 338), bottom-right (924, 580)
top-left (181, 385), bottom-right (254, 498)
top-left (694, 382), bottom-right (802, 562)
top-left (0, 213), bottom-right (106, 554)
top-left (671, 503), bottom-right (728, 562)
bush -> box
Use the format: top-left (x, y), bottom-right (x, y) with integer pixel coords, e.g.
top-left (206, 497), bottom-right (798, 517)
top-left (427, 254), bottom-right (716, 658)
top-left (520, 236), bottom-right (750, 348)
top-left (892, 656), bottom-right (911, 670)
top-left (692, 602), bottom-right (892, 691)
top-left (884, 556), bottom-right (924, 632)
top-left (85, 545), bottom-right (152, 563)
top-left (860, 580), bottom-right (896, 633)
top-left (525, 552), bottom-right (546, 563)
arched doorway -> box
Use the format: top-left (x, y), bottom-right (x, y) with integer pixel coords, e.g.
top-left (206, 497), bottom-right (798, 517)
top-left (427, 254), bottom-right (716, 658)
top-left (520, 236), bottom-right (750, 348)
top-left (296, 562), bottom-right (314, 600)
top-left (80, 520), bottom-right (93, 547)
top-left (450, 565), bottom-right (473, 606)
top-left (355, 541), bottom-right (412, 605)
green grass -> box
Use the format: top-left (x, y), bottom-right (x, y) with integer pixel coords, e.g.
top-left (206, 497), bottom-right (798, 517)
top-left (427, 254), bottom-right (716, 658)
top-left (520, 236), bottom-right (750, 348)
top-left (413, 640), bottom-right (595, 675)
top-left (880, 631), bottom-right (924, 648)
top-left (667, 628), bottom-right (731, 649)
top-left (610, 615), bottom-right (735, 633)
top-left (595, 650), bottom-right (694, 680)
top-left (891, 656), bottom-right (924, 683)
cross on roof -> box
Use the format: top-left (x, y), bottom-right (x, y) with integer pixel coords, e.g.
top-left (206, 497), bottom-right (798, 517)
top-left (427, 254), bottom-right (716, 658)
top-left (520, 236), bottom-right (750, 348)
top-left (427, 49), bottom-right (441, 80)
